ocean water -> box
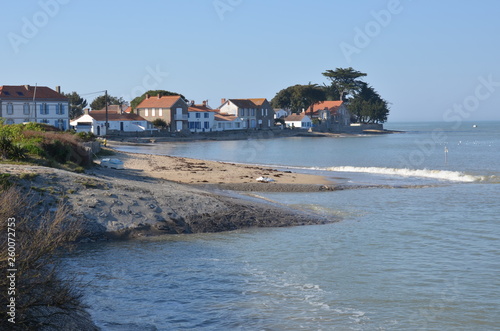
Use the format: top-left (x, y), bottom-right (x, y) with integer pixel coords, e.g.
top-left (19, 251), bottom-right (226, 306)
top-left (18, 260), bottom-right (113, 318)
top-left (64, 122), bottom-right (500, 330)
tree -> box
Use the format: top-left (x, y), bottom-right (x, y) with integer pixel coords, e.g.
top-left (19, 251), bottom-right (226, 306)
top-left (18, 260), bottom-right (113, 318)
top-left (90, 95), bottom-right (125, 110)
top-left (271, 84), bottom-right (326, 114)
top-left (322, 67), bottom-right (367, 101)
top-left (348, 83), bottom-right (390, 124)
top-left (63, 92), bottom-right (88, 119)
top-left (152, 118), bottom-right (168, 130)
top-left (130, 90), bottom-right (189, 110)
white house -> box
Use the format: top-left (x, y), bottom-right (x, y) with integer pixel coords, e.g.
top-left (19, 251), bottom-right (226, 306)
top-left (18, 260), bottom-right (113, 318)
top-left (214, 113), bottom-right (244, 131)
top-left (70, 109), bottom-right (149, 136)
top-left (188, 102), bottom-right (217, 132)
top-left (218, 98), bottom-right (275, 129)
top-left (0, 85), bottom-right (69, 130)
top-left (284, 112), bottom-right (313, 129)
top-left (274, 109), bottom-right (290, 119)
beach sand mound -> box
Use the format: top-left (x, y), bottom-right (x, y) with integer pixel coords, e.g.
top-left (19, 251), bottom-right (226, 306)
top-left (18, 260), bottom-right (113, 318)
top-left (1, 164), bottom-right (335, 240)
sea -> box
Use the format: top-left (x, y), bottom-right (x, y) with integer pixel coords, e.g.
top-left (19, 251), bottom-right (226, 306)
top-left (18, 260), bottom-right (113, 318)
top-left (63, 122), bottom-right (500, 330)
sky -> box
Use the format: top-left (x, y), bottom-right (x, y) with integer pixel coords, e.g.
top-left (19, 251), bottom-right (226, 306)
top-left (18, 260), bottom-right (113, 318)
top-left (1, 0), bottom-right (500, 122)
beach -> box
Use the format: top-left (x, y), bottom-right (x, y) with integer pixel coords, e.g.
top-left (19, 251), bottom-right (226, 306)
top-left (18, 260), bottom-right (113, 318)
top-left (0, 148), bottom-right (337, 240)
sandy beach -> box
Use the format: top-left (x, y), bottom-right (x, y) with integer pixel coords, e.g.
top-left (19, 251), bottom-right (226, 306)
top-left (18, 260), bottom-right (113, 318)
top-left (107, 146), bottom-right (333, 188)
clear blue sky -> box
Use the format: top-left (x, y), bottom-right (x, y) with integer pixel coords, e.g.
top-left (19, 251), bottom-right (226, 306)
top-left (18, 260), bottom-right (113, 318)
top-left (1, 0), bottom-right (500, 122)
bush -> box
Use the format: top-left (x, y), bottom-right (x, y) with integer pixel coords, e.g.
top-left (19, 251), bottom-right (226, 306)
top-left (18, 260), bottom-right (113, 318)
top-left (75, 131), bottom-right (96, 142)
top-left (42, 140), bottom-right (72, 164)
top-left (0, 186), bottom-right (86, 329)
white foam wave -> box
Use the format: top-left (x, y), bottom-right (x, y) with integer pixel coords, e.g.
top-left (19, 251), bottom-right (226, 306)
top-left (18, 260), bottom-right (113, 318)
top-left (322, 166), bottom-right (484, 182)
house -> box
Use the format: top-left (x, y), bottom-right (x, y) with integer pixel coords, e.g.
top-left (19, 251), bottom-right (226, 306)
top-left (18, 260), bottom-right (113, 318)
top-left (70, 109), bottom-right (149, 136)
top-left (135, 94), bottom-right (189, 132)
top-left (274, 109), bottom-right (290, 120)
top-left (309, 101), bottom-right (350, 127)
top-left (214, 113), bottom-right (244, 131)
top-left (0, 85), bottom-right (69, 130)
top-left (284, 112), bottom-right (313, 129)
top-left (218, 98), bottom-right (275, 129)
top-left (187, 101), bottom-right (217, 132)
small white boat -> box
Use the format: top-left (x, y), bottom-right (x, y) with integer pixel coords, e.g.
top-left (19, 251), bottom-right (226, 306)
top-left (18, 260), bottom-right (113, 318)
top-left (100, 158), bottom-right (124, 170)
top-left (472, 124), bottom-right (478, 128)
top-left (256, 176), bottom-right (275, 183)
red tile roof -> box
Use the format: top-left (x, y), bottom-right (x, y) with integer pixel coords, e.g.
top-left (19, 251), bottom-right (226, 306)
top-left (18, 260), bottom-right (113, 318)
top-left (310, 101), bottom-right (344, 115)
top-left (214, 113), bottom-right (239, 122)
top-left (0, 85), bottom-right (68, 100)
top-left (97, 104), bottom-right (129, 113)
top-left (136, 95), bottom-right (183, 109)
top-left (188, 105), bottom-right (215, 113)
top-left (285, 113), bottom-right (309, 121)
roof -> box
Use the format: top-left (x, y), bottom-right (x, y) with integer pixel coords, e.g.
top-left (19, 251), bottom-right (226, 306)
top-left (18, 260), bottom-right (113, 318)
top-left (285, 113), bottom-right (310, 122)
top-left (310, 101), bottom-right (344, 115)
top-left (224, 98), bottom-right (268, 109)
top-left (214, 113), bottom-right (240, 122)
top-left (188, 105), bottom-right (215, 113)
top-left (136, 95), bottom-right (183, 109)
top-left (97, 104), bottom-right (129, 113)
top-left (0, 85), bottom-right (68, 100)
top-left (87, 110), bottom-right (146, 122)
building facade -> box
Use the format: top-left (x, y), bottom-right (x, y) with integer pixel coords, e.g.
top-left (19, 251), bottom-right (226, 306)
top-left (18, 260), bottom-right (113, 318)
top-left (70, 110), bottom-right (149, 136)
top-left (135, 95), bottom-right (188, 132)
top-left (218, 98), bottom-right (275, 129)
top-left (0, 85), bottom-right (69, 130)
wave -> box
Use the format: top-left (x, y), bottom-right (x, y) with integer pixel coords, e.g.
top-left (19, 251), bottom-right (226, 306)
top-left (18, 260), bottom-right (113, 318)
top-left (318, 166), bottom-right (491, 182)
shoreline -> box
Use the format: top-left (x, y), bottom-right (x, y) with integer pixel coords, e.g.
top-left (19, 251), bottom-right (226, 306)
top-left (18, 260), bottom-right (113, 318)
top-left (104, 147), bottom-right (334, 188)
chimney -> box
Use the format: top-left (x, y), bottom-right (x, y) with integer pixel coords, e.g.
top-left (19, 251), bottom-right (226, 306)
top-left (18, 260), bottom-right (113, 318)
top-left (157, 93), bottom-right (161, 99)
top-left (190, 100), bottom-right (195, 106)
top-left (146, 94), bottom-right (150, 99)
top-left (84, 108), bottom-right (90, 115)
top-left (24, 85), bottom-right (30, 90)
top-left (55, 86), bottom-right (61, 93)
top-left (221, 98), bottom-right (226, 105)
top-left (202, 100), bottom-right (207, 107)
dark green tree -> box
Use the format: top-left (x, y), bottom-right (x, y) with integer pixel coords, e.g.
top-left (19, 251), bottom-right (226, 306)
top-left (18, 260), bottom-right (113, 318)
top-left (322, 67), bottom-right (367, 101)
top-left (63, 92), bottom-right (88, 119)
top-left (271, 84), bottom-right (326, 114)
top-left (152, 118), bottom-right (168, 130)
top-left (130, 90), bottom-right (188, 110)
top-left (90, 95), bottom-right (125, 110)
top-left (348, 83), bottom-right (390, 124)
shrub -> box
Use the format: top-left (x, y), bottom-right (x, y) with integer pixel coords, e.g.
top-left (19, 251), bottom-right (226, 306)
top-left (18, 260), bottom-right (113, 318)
top-left (0, 186), bottom-right (86, 329)
top-left (76, 131), bottom-right (96, 142)
top-left (42, 140), bottom-right (72, 164)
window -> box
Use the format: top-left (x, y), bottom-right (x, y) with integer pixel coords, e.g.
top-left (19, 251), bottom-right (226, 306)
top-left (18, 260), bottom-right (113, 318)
top-left (204, 113), bottom-right (209, 118)
top-left (251, 109), bottom-right (255, 116)
top-left (56, 104), bottom-right (65, 115)
top-left (152, 108), bottom-right (156, 117)
top-left (195, 113), bottom-right (201, 118)
top-left (159, 109), bottom-right (163, 117)
top-left (23, 103), bottom-right (30, 115)
top-left (39, 103), bottom-right (49, 115)
top-left (7, 103), bottom-right (14, 115)
top-left (235, 122), bottom-right (241, 128)
top-left (204, 121), bottom-right (209, 129)
top-left (145, 109), bottom-right (149, 116)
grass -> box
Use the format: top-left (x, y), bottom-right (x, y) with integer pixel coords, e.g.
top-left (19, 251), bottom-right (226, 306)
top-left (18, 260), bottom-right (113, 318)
top-left (0, 122), bottom-right (94, 171)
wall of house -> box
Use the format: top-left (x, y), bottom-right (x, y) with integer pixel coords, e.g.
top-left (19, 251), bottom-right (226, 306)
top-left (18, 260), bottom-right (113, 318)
top-left (256, 100), bottom-right (275, 129)
top-left (0, 100), bottom-right (69, 129)
top-left (188, 112), bottom-right (215, 132)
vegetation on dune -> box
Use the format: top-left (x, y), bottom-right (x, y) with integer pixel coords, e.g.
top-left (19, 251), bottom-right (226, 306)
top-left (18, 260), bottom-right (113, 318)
top-left (0, 121), bottom-right (93, 170)
top-left (0, 185), bottom-right (87, 330)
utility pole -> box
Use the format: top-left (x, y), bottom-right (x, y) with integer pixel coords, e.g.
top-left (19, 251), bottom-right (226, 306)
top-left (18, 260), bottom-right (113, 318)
top-left (105, 90), bottom-right (109, 136)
